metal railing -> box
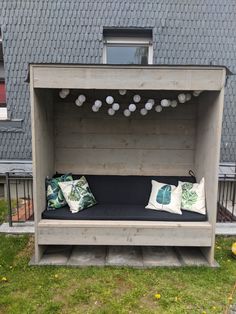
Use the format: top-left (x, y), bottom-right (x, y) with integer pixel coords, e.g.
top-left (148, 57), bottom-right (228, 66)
top-left (217, 163), bottom-right (236, 222)
top-left (5, 171), bottom-right (34, 226)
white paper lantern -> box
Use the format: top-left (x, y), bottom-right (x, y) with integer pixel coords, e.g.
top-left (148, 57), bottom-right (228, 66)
top-left (148, 99), bottom-right (155, 105)
top-left (133, 94), bottom-right (141, 103)
top-left (193, 90), bottom-right (202, 97)
top-left (145, 102), bottom-right (153, 110)
top-left (75, 98), bottom-right (83, 107)
top-left (178, 94), bottom-right (186, 103)
top-left (112, 103), bottom-right (120, 111)
top-left (170, 100), bottom-right (178, 108)
top-left (124, 109), bottom-right (131, 117)
top-left (119, 89), bottom-right (127, 95)
top-left (59, 91), bottom-right (67, 99)
top-left (108, 108), bottom-right (115, 116)
top-left (106, 96), bottom-right (114, 105)
top-left (94, 100), bottom-right (102, 108)
top-left (59, 89), bottom-right (70, 98)
top-left (92, 105), bottom-right (99, 112)
top-left (186, 93), bottom-right (192, 101)
top-left (129, 104), bottom-right (136, 112)
top-left (161, 99), bottom-right (170, 107)
top-left (140, 108), bottom-right (148, 116)
top-left (78, 94), bottom-right (86, 103)
top-left (63, 89), bottom-right (70, 95)
top-left (155, 105), bottom-right (163, 112)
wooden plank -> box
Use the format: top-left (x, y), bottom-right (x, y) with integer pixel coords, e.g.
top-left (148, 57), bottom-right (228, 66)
top-left (39, 219), bottom-right (212, 228)
top-left (37, 223), bottom-right (212, 247)
top-left (195, 90), bottom-right (225, 264)
top-left (55, 118), bottom-right (196, 136)
top-left (55, 164), bottom-right (194, 176)
top-left (55, 134), bottom-right (195, 150)
top-left (55, 147), bottom-right (194, 175)
top-left (30, 80), bottom-right (55, 263)
top-left (32, 65), bottom-right (226, 90)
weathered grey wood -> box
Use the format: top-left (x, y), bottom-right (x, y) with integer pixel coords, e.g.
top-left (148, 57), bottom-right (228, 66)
top-left (55, 103), bottom-right (195, 175)
top-left (32, 65), bottom-right (226, 91)
top-left (38, 219), bottom-right (212, 228)
top-left (55, 134), bottom-right (195, 150)
top-left (55, 117), bottom-right (196, 136)
top-left (30, 71), bottom-right (55, 263)
top-left (194, 90), bottom-right (225, 265)
top-left (37, 220), bottom-right (212, 247)
top-left (30, 64), bottom-right (226, 265)
top-left (55, 147), bottom-right (194, 175)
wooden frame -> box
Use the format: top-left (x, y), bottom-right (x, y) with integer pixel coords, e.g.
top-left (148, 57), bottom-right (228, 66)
top-left (30, 64), bottom-right (226, 266)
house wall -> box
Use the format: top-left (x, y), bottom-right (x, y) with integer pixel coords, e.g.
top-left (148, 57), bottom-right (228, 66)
top-left (54, 92), bottom-right (197, 176)
top-left (0, 0), bottom-right (236, 163)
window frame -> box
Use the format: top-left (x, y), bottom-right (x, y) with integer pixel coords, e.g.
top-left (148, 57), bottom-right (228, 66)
top-left (103, 36), bottom-right (153, 65)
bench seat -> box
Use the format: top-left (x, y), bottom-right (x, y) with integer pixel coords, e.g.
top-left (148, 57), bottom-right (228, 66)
top-left (42, 204), bottom-right (207, 221)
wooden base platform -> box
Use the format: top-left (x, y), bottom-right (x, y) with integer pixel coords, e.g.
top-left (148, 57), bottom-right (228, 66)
top-left (30, 245), bottom-right (219, 267)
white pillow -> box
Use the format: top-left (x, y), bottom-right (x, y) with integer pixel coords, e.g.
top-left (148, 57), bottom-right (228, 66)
top-left (179, 178), bottom-right (206, 215)
top-left (58, 176), bottom-right (97, 213)
top-left (145, 180), bottom-right (182, 215)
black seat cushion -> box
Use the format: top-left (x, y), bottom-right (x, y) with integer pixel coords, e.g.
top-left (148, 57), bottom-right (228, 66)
top-left (42, 204), bottom-right (207, 221)
top-left (42, 175), bottom-right (207, 221)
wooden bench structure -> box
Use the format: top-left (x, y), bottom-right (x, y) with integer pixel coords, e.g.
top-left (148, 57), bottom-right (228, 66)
top-left (30, 64), bottom-right (227, 266)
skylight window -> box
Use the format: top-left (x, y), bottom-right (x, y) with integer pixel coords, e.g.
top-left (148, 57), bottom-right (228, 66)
top-left (103, 29), bottom-right (153, 65)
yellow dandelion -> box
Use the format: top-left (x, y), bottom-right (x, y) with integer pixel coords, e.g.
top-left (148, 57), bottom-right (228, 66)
top-left (212, 306), bottom-right (216, 310)
top-left (154, 293), bottom-right (161, 300)
top-left (228, 296), bottom-right (233, 302)
top-left (232, 243), bottom-right (236, 256)
top-left (54, 274), bottom-right (58, 278)
top-left (1, 277), bottom-right (7, 282)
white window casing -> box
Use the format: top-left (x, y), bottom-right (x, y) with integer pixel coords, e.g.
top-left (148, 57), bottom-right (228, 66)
top-left (103, 36), bottom-right (153, 65)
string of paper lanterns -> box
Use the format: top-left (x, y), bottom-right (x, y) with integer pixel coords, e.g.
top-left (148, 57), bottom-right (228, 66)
top-left (59, 89), bottom-right (203, 117)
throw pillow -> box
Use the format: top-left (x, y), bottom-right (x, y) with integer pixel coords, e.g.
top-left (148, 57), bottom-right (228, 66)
top-left (179, 177), bottom-right (206, 215)
top-left (47, 173), bottom-right (73, 209)
top-left (58, 176), bottom-right (97, 213)
top-left (145, 180), bottom-right (182, 215)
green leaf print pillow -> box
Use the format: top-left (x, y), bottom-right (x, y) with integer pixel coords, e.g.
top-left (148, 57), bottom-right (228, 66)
top-left (58, 176), bottom-right (97, 213)
top-left (145, 180), bottom-right (182, 215)
top-left (179, 178), bottom-right (206, 215)
top-left (46, 173), bottom-right (73, 209)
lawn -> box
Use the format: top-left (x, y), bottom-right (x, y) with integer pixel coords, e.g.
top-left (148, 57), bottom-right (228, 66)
top-left (0, 235), bottom-right (235, 314)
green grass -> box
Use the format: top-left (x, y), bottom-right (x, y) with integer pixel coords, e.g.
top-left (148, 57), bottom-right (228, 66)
top-left (0, 236), bottom-right (235, 314)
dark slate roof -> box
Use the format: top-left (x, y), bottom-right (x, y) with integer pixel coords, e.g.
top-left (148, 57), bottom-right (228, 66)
top-left (0, 0), bottom-right (236, 162)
